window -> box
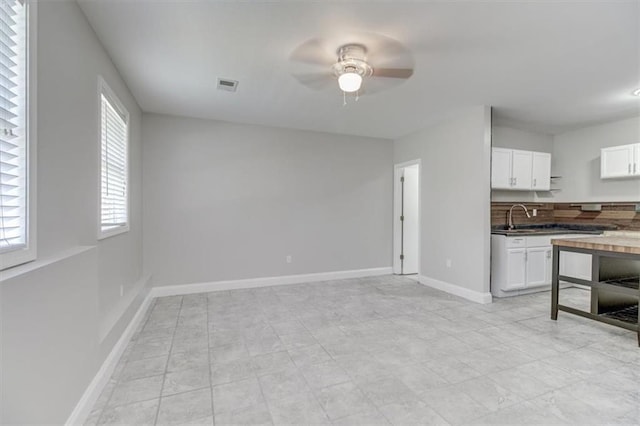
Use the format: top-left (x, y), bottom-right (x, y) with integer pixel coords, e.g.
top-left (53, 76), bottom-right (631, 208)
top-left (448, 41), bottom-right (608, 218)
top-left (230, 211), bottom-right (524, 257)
top-left (1, 0), bottom-right (33, 270)
top-left (99, 78), bottom-right (129, 239)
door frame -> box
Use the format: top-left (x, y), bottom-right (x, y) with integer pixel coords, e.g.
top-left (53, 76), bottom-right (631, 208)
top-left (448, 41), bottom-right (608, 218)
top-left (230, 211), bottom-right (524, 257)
top-left (393, 159), bottom-right (421, 275)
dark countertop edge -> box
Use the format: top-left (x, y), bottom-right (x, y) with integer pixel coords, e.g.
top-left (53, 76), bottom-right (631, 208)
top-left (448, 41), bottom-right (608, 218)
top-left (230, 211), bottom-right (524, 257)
top-left (491, 223), bottom-right (616, 236)
top-left (491, 230), bottom-right (604, 237)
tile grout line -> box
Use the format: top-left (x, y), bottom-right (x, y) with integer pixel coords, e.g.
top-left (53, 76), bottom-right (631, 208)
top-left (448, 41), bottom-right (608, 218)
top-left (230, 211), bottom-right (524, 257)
top-left (248, 291), bottom-right (282, 425)
top-left (94, 298), bottom-right (158, 425)
top-left (88, 281), bottom-right (637, 425)
top-left (284, 304), bottom-right (380, 424)
top-left (152, 296), bottom-right (184, 426)
top-left (206, 292), bottom-right (216, 426)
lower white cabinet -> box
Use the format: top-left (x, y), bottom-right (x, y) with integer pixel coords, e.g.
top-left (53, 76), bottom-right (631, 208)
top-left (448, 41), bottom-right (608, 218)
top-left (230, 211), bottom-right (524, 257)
top-left (504, 247), bottom-right (526, 291)
top-left (491, 234), bottom-right (592, 298)
top-left (492, 235), bottom-right (552, 297)
top-left (526, 246), bottom-right (553, 287)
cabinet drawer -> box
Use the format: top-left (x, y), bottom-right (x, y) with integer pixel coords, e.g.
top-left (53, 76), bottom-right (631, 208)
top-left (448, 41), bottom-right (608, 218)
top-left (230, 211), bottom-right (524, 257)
top-left (505, 237), bottom-right (526, 248)
top-left (526, 235), bottom-right (553, 247)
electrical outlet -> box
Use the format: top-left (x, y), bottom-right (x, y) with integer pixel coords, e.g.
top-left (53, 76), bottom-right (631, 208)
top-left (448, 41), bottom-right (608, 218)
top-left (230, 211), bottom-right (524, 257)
top-left (446, 259), bottom-right (452, 268)
top-left (286, 255), bottom-right (292, 263)
top-left (532, 209), bottom-right (537, 217)
top-left (119, 285), bottom-right (124, 297)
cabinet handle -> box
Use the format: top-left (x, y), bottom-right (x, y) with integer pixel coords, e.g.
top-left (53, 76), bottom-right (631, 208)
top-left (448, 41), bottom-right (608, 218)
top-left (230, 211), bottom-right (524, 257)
top-left (629, 163), bottom-right (632, 174)
top-left (533, 178), bottom-right (537, 187)
top-left (514, 177), bottom-right (517, 186)
top-left (634, 163), bottom-right (637, 174)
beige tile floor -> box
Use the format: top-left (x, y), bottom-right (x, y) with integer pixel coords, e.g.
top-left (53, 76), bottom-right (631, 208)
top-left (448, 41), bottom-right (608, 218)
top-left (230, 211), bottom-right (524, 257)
top-left (85, 276), bottom-right (640, 425)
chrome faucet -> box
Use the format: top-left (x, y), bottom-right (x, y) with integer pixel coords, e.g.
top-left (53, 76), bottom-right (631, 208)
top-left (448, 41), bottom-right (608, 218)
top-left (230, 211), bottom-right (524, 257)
top-left (507, 204), bottom-right (531, 230)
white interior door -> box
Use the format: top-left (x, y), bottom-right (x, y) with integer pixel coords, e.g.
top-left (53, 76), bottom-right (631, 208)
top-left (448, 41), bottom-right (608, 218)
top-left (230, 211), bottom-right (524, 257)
top-left (393, 161), bottom-right (420, 275)
top-left (402, 165), bottom-right (419, 275)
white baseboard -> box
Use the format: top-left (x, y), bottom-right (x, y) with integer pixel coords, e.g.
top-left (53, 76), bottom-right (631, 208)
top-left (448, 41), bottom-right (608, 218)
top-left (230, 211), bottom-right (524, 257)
top-left (151, 266), bottom-right (393, 298)
top-left (417, 274), bottom-right (493, 304)
top-left (66, 266), bottom-right (391, 424)
top-left (65, 286), bottom-right (154, 426)
top-left (99, 274), bottom-right (151, 342)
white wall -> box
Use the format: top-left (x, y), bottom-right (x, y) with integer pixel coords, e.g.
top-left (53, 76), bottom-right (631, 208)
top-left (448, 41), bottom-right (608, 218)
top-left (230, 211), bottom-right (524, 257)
top-left (552, 116), bottom-right (640, 202)
top-left (143, 114), bottom-right (393, 286)
top-left (492, 125), bottom-right (553, 153)
top-left (394, 106), bottom-right (492, 302)
top-left (491, 125), bottom-right (553, 203)
top-left (0, 2), bottom-right (145, 423)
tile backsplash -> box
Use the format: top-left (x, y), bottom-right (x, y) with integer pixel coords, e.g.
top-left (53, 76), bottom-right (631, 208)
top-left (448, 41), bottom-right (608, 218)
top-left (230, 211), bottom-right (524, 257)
top-left (491, 202), bottom-right (554, 227)
top-left (491, 201), bottom-right (640, 230)
top-left (552, 202), bottom-right (640, 231)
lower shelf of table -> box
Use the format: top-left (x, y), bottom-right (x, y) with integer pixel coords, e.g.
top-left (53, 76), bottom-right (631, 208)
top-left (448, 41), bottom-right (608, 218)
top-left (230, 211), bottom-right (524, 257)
top-left (601, 305), bottom-right (639, 325)
top-left (602, 276), bottom-right (639, 290)
top-left (557, 305), bottom-right (639, 333)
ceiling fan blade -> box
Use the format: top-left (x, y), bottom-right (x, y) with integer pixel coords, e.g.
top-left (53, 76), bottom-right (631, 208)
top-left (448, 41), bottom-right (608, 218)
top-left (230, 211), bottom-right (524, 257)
top-left (292, 72), bottom-right (335, 90)
top-left (372, 68), bottom-right (414, 79)
top-left (290, 38), bottom-right (335, 67)
top-left (365, 34), bottom-right (413, 64)
top-left (367, 39), bottom-right (406, 60)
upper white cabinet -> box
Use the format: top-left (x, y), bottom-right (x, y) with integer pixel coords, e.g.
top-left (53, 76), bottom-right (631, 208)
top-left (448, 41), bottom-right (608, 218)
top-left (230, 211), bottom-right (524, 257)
top-left (511, 150), bottom-right (533, 189)
top-left (491, 148), bottom-right (513, 189)
top-left (601, 143), bottom-right (640, 179)
top-left (491, 148), bottom-right (551, 190)
top-left (531, 152), bottom-right (551, 191)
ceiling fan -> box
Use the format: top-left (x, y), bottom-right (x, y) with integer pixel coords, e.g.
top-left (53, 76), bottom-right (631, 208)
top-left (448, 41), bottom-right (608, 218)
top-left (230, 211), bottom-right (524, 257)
top-left (290, 33), bottom-right (414, 99)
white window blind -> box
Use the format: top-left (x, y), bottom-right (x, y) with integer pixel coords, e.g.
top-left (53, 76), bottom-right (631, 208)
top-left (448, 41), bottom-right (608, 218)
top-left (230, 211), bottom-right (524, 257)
top-left (100, 84), bottom-right (129, 237)
top-left (0, 0), bottom-right (27, 254)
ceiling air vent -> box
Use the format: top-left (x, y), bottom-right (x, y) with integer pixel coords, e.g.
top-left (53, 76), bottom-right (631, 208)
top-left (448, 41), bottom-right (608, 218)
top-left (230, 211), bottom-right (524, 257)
top-left (217, 78), bottom-right (239, 92)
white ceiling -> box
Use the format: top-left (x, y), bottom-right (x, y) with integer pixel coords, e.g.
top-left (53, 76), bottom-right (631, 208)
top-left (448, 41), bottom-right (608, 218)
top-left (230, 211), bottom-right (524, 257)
top-left (78, 0), bottom-right (640, 139)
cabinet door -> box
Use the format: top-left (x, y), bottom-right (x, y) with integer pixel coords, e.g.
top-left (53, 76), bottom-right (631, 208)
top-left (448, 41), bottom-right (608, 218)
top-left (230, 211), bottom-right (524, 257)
top-left (531, 152), bottom-right (551, 191)
top-left (492, 148), bottom-right (513, 189)
top-left (601, 144), bottom-right (635, 178)
top-left (526, 247), bottom-right (551, 288)
top-left (559, 251), bottom-right (592, 280)
top-left (511, 150), bottom-right (533, 189)
top-left (545, 248), bottom-right (553, 284)
top-left (505, 248), bottom-right (526, 291)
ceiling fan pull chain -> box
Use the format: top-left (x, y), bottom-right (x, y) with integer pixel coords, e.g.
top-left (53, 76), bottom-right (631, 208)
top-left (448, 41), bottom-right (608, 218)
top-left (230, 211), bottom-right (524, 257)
top-left (343, 91), bottom-right (347, 106)
top-left (355, 91), bottom-right (359, 102)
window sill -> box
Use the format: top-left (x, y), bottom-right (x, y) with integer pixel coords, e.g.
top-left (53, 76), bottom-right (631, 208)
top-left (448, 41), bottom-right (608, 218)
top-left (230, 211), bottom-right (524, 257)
top-left (98, 224), bottom-right (130, 240)
top-left (0, 245), bottom-right (95, 283)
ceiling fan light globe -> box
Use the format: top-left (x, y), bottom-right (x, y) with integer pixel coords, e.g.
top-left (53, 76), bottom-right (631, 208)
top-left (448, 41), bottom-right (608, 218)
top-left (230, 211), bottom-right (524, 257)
top-left (338, 72), bottom-right (362, 93)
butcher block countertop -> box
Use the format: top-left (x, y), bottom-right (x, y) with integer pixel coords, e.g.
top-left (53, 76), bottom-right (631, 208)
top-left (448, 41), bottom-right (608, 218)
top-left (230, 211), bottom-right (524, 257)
top-left (551, 231), bottom-right (640, 255)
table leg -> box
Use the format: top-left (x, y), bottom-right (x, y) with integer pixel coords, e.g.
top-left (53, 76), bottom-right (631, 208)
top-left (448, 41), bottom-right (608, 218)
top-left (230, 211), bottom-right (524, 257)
top-left (551, 245), bottom-right (559, 321)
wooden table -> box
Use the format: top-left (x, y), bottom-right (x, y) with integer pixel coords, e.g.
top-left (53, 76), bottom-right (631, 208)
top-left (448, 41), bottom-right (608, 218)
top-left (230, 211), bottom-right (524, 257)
top-left (551, 235), bottom-right (640, 346)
